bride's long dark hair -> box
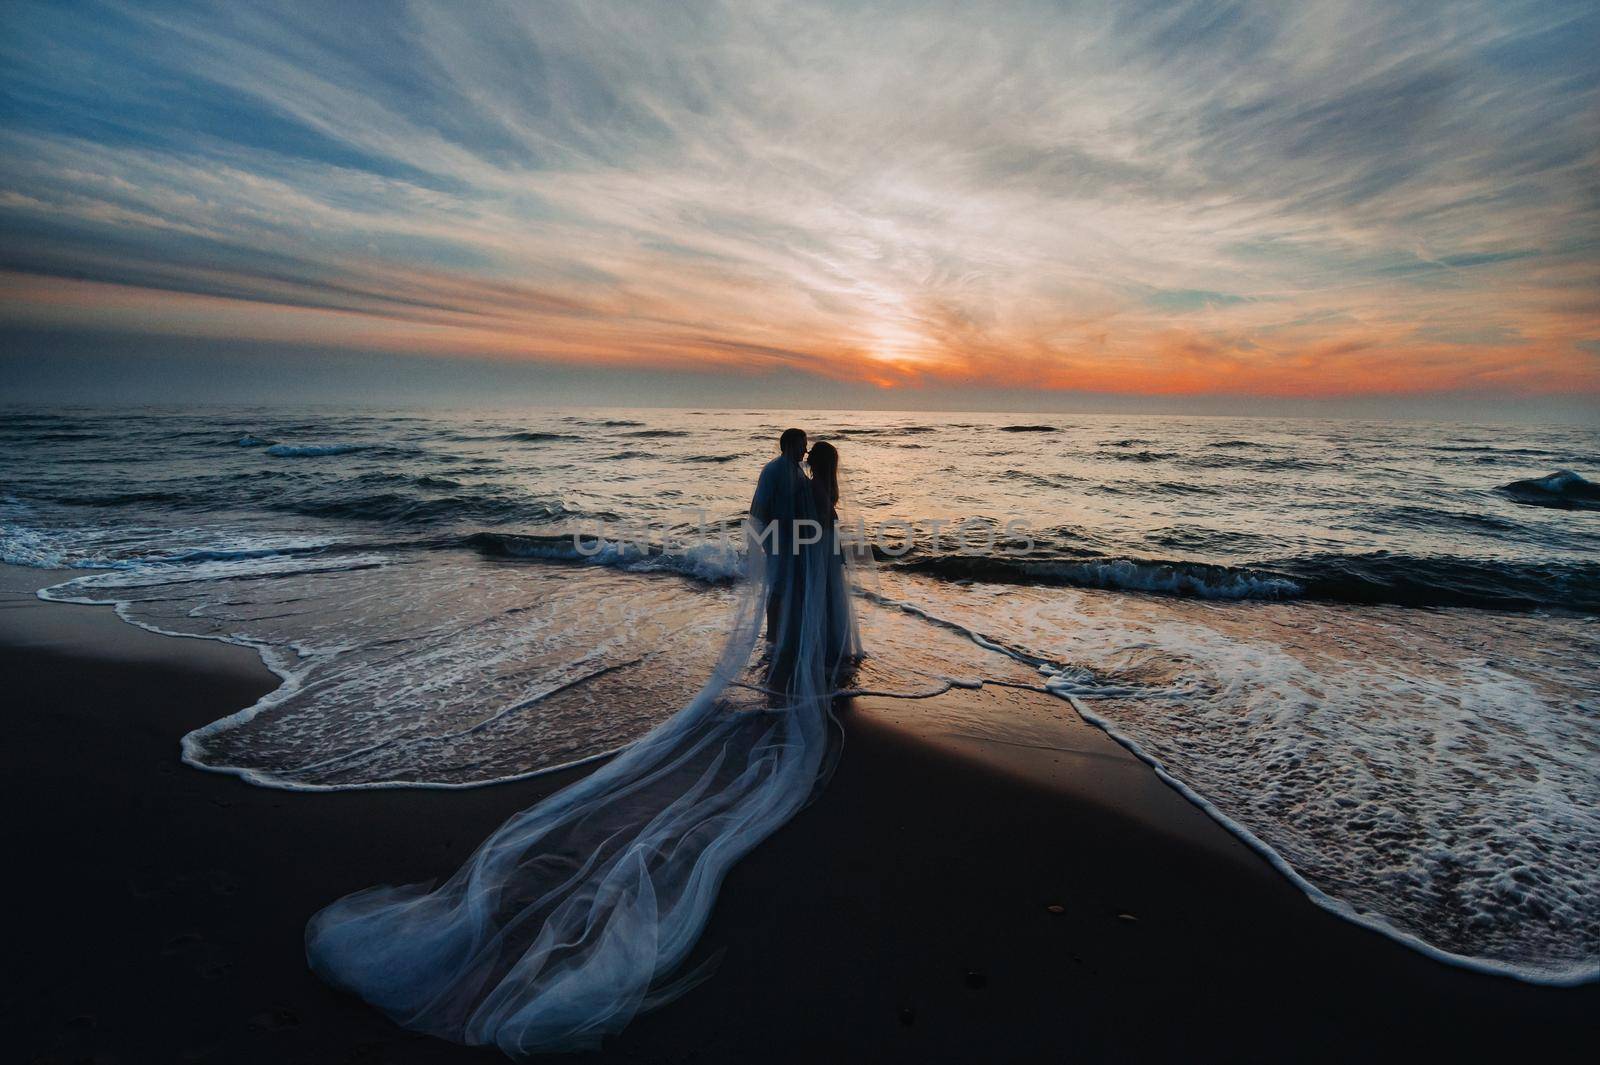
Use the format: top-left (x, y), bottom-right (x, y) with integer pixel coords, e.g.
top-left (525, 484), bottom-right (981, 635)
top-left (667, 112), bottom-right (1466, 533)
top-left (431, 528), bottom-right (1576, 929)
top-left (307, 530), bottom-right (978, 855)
top-left (808, 440), bottom-right (839, 512)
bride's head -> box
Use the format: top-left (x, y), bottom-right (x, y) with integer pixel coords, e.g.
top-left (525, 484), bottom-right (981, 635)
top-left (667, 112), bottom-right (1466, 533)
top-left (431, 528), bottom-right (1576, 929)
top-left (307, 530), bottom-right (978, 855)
top-left (807, 440), bottom-right (839, 504)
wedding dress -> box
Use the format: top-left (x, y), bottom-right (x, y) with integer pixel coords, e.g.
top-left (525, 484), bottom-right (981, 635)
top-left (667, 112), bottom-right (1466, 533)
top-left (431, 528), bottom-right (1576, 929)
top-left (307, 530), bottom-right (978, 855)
top-left (306, 455), bottom-right (862, 1056)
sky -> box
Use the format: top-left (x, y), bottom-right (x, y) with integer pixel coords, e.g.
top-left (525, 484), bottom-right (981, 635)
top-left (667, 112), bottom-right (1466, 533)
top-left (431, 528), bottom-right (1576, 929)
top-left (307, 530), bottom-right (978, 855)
top-left (1, 0), bottom-right (1597, 417)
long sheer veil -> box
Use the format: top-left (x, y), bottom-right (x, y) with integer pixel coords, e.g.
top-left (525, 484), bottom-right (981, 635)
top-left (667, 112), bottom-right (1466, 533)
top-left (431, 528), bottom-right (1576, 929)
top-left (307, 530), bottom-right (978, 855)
top-left (305, 451), bottom-right (862, 1056)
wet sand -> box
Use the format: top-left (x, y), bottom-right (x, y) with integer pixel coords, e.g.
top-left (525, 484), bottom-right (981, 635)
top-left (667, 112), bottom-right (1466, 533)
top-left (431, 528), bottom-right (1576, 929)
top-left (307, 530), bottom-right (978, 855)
top-left (4, 564), bottom-right (1594, 1063)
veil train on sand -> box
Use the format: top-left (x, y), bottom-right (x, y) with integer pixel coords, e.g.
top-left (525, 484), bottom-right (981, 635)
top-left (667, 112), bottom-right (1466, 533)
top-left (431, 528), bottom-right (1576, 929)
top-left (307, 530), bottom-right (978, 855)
top-left (306, 453), bottom-right (861, 1056)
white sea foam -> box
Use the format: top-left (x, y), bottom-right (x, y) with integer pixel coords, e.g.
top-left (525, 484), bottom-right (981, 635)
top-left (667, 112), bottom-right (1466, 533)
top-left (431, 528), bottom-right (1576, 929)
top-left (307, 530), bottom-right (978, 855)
top-left (36, 543), bottom-right (1600, 983)
top-left (42, 555), bottom-right (736, 789)
top-left (1, 507), bottom-right (137, 569)
top-left (265, 442), bottom-right (366, 457)
top-left (2, 522), bottom-right (101, 569)
top-left (876, 573), bottom-right (1600, 986)
top-left (1, 508), bottom-right (348, 573)
top-left (474, 532), bottom-right (746, 583)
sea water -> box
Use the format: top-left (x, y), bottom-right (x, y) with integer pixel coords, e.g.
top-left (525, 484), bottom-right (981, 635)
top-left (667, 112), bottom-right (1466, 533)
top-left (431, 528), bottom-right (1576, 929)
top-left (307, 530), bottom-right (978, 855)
top-left (2, 405), bottom-right (1596, 983)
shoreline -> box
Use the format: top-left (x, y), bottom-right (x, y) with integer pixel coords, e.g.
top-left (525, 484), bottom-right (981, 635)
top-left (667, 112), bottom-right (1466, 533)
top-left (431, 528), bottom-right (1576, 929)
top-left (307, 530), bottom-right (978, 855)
top-left (5, 563), bottom-right (1596, 1062)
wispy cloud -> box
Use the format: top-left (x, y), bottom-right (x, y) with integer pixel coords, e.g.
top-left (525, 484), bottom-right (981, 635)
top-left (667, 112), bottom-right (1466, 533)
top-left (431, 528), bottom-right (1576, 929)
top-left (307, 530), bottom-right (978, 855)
top-left (2, 0), bottom-right (1597, 401)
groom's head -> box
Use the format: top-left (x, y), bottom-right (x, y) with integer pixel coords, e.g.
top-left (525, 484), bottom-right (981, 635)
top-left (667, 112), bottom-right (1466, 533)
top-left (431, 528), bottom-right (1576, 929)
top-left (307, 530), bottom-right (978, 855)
top-left (779, 427), bottom-right (807, 462)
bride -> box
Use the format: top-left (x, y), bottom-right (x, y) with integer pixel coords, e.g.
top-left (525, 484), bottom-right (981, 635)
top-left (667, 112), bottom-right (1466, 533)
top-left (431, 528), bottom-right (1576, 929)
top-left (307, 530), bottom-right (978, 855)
top-left (306, 429), bottom-right (862, 1057)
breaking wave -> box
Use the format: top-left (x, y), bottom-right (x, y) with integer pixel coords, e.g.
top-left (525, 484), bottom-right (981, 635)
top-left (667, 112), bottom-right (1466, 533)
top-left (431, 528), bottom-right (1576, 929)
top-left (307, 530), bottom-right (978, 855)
top-left (1499, 470), bottom-right (1600, 510)
top-left (894, 550), bottom-right (1599, 612)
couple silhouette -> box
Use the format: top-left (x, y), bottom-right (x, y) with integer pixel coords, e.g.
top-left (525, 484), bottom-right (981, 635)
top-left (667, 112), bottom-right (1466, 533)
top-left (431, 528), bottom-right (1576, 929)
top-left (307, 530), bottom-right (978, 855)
top-left (748, 427), bottom-right (852, 693)
top-left (307, 426), bottom-right (863, 1057)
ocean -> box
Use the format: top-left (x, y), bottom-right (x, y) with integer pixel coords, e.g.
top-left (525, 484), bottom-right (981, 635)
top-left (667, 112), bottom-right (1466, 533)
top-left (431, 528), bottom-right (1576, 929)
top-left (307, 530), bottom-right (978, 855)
top-left (2, 404), bottom-right (1596, 984)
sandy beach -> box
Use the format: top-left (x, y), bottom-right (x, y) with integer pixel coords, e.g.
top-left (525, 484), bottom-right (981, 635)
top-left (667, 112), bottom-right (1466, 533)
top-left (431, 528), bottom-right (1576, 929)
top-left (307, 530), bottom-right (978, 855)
top-left (5, 562), bottom-right (1594, 1064)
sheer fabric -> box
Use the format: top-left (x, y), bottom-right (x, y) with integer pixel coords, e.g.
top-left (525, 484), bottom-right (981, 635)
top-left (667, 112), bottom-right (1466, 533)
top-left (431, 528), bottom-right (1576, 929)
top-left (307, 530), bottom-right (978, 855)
top-left (306, 454), bottom-right (859, 1056)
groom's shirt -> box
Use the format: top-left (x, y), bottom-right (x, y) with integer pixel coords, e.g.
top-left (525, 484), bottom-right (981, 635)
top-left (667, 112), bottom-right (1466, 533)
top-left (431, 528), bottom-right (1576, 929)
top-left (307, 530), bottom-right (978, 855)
top-left (750, 455), bottom-right (805, 548)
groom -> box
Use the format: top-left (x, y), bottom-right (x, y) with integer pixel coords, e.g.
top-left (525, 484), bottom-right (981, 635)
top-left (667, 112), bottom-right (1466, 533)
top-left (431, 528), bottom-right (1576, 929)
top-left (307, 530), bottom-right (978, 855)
top-left (750, 428), bottom-right (811, 683)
